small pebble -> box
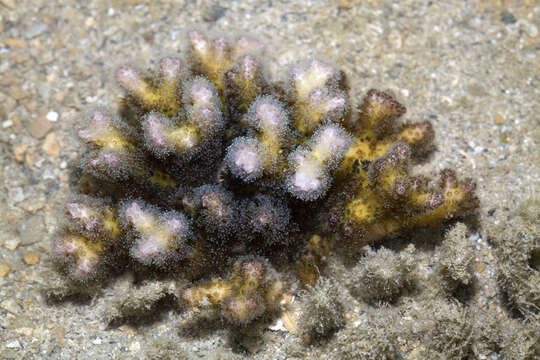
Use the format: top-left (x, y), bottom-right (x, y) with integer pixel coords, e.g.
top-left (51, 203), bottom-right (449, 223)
top-left (46, 110), bottom-right (59, 122)
top-left (18, 214), bottom-right (45, 245)
top-left (517, 19), bottom-right (538, 38)
top-left (338, 0), bottom-right (354, 9)
top-left (24, 23), bottom-right (48, 39)
top-left (493, 113), bottom-right (505, 125)
top-left (55, 326), bottom-right (65, 340)
top-left (268, 318), bottom-right (287, 332)
top-left (10, 187), bottom-right (25, 203)
top-left (128, 341), bottom-right (141, 352)
top-left (2, 119), bottom-right (13, 128)
top-left (16, 327), bottom-right (33, 337)
top-left (467, 83), bottom-right (486, 97)
top-left (9, 87), bottom-right (29, 101)
top-left (5, 340), bottom-right (21, 349)
top-left (118, 325), bottom-right (137, 335)
top-left (42, 132), bottom-right (60, 157)
top-left (0, 0), bottom-right (16, 10)
top-left (4, 238), bottom-right (21, 251)
top-left (476, 263), bottom-right (486, 273)
top-left (0, 264), bottom-right (10, 277)
top-left (3, 38), bottom-right (26, 49)
top-left (85, 17), bottom-right (95, 28)
top-left (92, 338), bottom-right (102, 345)
top-left (23, 253), bottom-right (40, 265)
top-left (12, 145), bottom-right (28, 163)
top-left (280, 309), bottom-right (299, 335)
top-left (202, 2), bottom-right (227, 22)
top-left (388, 30), bottom-right (402, 49)
top-left (1, 299), bottom-right (20, 314)
top-left (500, 11), bottom-right (517, 25)
top-left (28, 117), bottom-right (53, 139)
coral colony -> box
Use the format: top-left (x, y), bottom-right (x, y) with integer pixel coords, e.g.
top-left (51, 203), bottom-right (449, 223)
top-left (51, 30), bottom-right (479, 328)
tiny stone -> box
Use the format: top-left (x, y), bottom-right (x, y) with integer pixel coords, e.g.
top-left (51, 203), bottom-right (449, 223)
top-left (338, 0), bottom-right (354, 9)
top-left (0, 264), bottom-right (10, 277)
top-left (476, 263), bottom-right (486, 273)
top-left (16, 327), bottom-right (33, 337)
top-left (518, 20), bottom-right (538, 38)
top-left (268, 318), bottom-right (287, 332)
top-left (3, 38), bottom-right (26, 49)
top-left (118, 325), bottom-right (137, 335)
top-left (466, 83), bottom-right (486, 97)
top-left (2, 119), bottom-right (13, 128)
top-left (42, 132), bottom-right (60, 157)
top-left (1, 299), bottom-right (20, 314)
top-left (85, 17), bottom-right (95, 28)
top-left (12, 145), bottom-right (28, 163)
top-left (142, 31), bottom-right (155, 44)
top-left (493, 113), bottom-right (505, 125)
top-left (128, 341), bottom-right (141, 352)
top-left (10, 187), bottom-right (25, 203)
top-left (9, 87), bottom-right (29, 101)
top-left (24, 22), bottom-right (48, 39)
top-left (0, 73), bottom-right (16, 86)
top-left (5, 340), bottom-right (21, 349)
top-left (0, 0), bottom-right (16, 9)
top-left (4, 238), bottom-right (21, 251)
top-left (55, 326), bottom-right (65, 340)
top-left (60, 160), bottom-right (67, 169)
top-left (500, 11), bottom-right (517, 25)
top-left (17, 214), bottom-right (45, 246)
top-left (46, 111), bottom-right (59, 122)
top-left (23, 253), bottom-right (40, 265)
top-left (28, 117), bottom-right (53, 139)
top-left (21, 99), bottom-right (38, 113)
top-left (202, 3), bottom-right (227, 22)
top-left (388, 30), bottom-right (402, 49)
top-left (92, 338), bottom-right (102, 345)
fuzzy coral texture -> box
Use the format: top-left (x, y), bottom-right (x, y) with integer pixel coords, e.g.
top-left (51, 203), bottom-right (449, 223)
top-left (50, 30), bottom-right (478, 327)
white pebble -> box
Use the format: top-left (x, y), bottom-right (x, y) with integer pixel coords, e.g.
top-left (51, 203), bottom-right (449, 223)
top-left (6, 340), bottom-right (21, 349)
top-left (92, 338), bottom-right (102, 345)
top-left (46, 111), bottom-right (59, 122)
top-left (2, 120), bottom-right (13, 128)
top-left (129, 341), bottom-right (141, 351)
top-left (10, 187), bottom-right (25, 203)
top-left (268, 318), bottom-right (287, 332)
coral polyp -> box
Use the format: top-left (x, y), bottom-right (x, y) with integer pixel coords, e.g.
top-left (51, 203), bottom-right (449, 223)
top-left (51, 29), bottom-right (478, 326)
